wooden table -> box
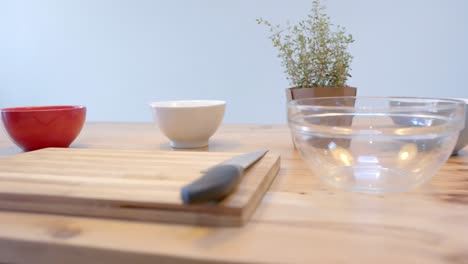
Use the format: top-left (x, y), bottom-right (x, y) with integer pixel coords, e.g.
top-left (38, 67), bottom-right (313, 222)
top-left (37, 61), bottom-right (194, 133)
top-left (1, 122), bottom-right (467, 264)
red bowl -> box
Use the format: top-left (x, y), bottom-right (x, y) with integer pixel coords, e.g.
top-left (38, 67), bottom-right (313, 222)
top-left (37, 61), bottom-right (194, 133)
top-left (1, 105), bottom-right (86, 151)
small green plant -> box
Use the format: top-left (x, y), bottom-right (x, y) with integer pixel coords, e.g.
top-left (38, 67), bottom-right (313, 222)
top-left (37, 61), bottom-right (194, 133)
top-left (257, 0), bottom-right (354, 88)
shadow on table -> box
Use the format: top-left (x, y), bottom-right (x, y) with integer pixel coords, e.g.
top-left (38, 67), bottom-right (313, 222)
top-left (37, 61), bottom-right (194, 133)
top-left (158, 138), bottom-right (242, 152)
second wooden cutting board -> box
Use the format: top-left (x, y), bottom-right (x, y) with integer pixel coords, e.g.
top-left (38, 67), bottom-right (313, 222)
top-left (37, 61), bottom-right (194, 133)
top-left (0, 148), bottom-right (280, 226)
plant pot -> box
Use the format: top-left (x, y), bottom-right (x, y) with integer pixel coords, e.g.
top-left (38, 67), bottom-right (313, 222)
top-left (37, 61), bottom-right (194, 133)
top-left (286, 86), bottom-right (357, 149)
top-left (286, 86), bottom-right (357, 101)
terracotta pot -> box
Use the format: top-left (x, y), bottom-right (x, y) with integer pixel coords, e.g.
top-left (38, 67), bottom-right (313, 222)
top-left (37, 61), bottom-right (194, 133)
top-left (286, 86), bottom-right (357, 149)
top-left (286, 86), bottom-right (357, 102)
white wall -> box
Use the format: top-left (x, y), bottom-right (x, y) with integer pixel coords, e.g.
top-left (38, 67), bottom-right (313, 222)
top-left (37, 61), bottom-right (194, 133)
top-left (1, 0), bottom-right (467, 124)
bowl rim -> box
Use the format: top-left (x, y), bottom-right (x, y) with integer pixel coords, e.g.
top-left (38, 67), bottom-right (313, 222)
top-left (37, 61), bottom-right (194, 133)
top-left (288, 96), bottom-right (465, 112)
top-left (288, 96), bottom-right (466, 137)
top-left (451, 97), bottom-right (468, 104)
top-left (149, 100), bottom-right (226, 108)
top-left (1, 105), bottom-right (86, 113)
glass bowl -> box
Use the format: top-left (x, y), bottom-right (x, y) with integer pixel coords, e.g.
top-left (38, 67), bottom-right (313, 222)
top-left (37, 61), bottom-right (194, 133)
top-left (288, 97), bottom-right (466, 193)
top-left (451, 98), bottom-right (468, 155)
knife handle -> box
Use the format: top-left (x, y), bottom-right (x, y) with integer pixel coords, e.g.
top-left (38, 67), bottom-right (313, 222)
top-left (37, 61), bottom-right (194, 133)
top-left (181, 164), bottom-right (244, 204)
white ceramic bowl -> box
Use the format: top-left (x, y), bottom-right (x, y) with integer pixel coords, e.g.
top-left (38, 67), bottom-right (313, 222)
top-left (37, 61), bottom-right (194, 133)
top-left (150, 100), bottom-right (226, 148)
top-left (452, 98), bottom-right (468, 155)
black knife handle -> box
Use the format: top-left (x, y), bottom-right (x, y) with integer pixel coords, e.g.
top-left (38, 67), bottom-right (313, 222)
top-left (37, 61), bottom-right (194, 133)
top-left (181, 164), bottom-right (244, 204)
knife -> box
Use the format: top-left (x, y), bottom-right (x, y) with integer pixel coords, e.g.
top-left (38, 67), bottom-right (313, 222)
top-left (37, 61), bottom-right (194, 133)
top-left (181, 150), bottom-right (268, 204)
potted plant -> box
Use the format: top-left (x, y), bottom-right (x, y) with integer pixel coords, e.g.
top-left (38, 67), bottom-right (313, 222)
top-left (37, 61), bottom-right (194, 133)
top-left (257, 0), bottom-right (356, 101)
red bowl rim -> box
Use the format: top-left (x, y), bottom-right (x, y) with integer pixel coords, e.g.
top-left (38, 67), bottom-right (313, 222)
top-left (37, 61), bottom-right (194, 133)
top-left (1, 105), bottom-right (86, 113)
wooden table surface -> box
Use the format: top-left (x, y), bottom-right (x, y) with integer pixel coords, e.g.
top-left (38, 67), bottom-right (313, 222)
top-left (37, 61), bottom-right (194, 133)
top-left (1, 122), bottom-right (468, 264)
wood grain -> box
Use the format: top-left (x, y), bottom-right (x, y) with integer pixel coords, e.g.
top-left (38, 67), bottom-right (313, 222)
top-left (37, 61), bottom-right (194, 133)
top-left (0, 122), bottom-right (467, 264)
top-left (0, 147), bottom-right (280, 226)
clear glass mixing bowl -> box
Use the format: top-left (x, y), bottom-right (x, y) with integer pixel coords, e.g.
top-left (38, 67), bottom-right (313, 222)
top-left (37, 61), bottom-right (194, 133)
top-left (288, 97), bottom-right (466, 193)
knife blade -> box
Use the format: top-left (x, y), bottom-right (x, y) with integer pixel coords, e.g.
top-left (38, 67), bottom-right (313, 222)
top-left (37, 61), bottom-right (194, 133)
top-left (181, 150), bottom-right (268, 204)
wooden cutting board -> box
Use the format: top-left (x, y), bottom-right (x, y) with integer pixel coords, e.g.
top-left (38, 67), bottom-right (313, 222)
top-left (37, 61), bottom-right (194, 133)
top-left (0, 148), bottom-right (280, 226)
